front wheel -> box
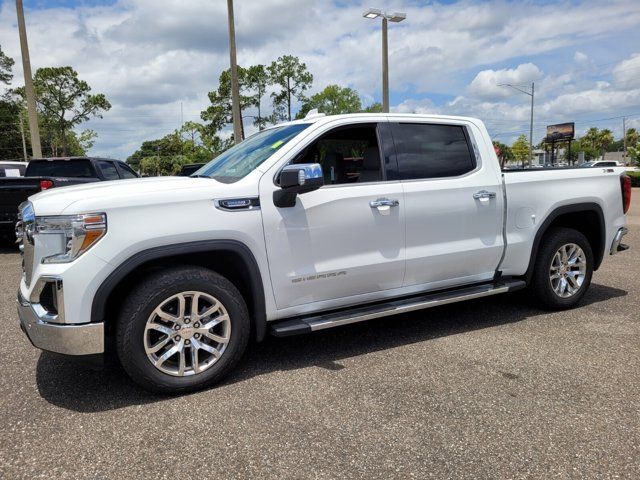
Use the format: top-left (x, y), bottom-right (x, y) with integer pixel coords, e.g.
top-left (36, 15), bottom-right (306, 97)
top-left (530, 227), bottom-right (593, 310)
top-left (116, 267), bottom-right (250, 394)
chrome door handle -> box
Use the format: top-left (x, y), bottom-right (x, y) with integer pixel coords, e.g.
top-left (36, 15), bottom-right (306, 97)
top-left (369, 198), bottom-right (399, 208)
top-left (473, 190), bottom-right (496, 201)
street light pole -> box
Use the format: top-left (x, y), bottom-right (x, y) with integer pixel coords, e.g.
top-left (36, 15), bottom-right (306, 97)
top-left (15, 0), bottom-right (42, 159)
top-left (363, 8), bottom-right (406, 114)
top-left (498, 82), bottom-right (535, 167)
top-left (226, 0), bottom-right (243, 144)
top-left (381, 16), bottom-right (389, 113)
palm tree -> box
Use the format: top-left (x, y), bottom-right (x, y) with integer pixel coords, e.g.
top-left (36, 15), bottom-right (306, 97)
top-left (597, 129), bottom-right (614, 160)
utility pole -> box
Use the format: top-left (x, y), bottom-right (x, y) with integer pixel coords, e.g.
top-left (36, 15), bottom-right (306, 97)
top-left (16, 0), bottom-right (41, 159)
top-left (529, 82), bottom-right (534, 168)
top-left (18, 112), bottom-right (27, 162)
top-left (498, 81), bottom-right (535, 167)
top-left (226, 0), bottom-right (243, 144)
top-left (623, 116), bottom-right (627, 165)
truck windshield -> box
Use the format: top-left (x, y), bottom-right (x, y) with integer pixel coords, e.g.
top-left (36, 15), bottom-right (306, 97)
top-left (194, 123), bottom-right (310, 183)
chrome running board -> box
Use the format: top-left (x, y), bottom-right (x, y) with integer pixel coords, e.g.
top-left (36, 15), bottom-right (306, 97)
top-left (270, 279), bottom-right (526, 337)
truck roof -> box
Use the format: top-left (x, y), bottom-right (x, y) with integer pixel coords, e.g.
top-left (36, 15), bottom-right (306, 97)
top-left (274, 112), bottom-right (483, 128)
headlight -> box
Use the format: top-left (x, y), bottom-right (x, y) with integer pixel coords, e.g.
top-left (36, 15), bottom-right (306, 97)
top-left (36, 213), bottom-right (107, 264)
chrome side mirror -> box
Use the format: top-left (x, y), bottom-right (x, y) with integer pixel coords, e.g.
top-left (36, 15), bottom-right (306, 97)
top-left (274, 163), bottom-right (324, 208)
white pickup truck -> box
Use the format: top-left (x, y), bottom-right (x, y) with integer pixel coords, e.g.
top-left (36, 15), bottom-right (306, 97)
top-left (16, 113), bottom-right (632, 393)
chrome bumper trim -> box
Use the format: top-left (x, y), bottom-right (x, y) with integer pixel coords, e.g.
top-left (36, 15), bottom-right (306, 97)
top-left (610, 227), bottom-right (629, 255)
top-left (17, 292), bottom-right (104, 356)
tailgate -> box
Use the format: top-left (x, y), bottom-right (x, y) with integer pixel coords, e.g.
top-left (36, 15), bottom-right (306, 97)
top-left (0, 178), bottom-right (41, 228)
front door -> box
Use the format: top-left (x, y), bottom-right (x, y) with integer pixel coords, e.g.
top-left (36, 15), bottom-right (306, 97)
top-left (260, 122), bottom-right (405, 312)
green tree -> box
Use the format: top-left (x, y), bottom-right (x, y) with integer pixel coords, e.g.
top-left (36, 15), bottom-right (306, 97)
top-left (201, 67), bottom-right (253, 139)
top-left (581, 127), bottom-right (613, 160)
top-left (625, 128), bottom-right (639, 148)
top-left (268, 55), bottom-right (313, 121)
top-left (245, 64), bottom-right (270, 130)
top-left (128, 124), bottom-right (232, 175)
top-left (0, 46), bottom-right (25, 160)
top-left (628, 145), bottom-right (640, 166)
top-left (0, 44), bottom-right (14, 85)
top-left (511, 134), bottom-right (530, 166)
top-left (18, 67), bottom-right (111, 156)
top-left (362, 102), bottom-right (383, 113)
top-left (296, 85), bottom-right (362, 119)
top-left (492, 140), bottom-right (514, 168)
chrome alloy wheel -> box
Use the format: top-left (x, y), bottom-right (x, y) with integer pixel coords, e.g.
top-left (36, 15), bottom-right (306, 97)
top-left (549, 243), bottom-right (587, 298)
top-left (144, 291), bottom-right (231, 377)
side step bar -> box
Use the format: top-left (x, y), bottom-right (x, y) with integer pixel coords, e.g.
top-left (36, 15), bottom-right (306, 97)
top-left (270, 279), bottom-right (526, 337)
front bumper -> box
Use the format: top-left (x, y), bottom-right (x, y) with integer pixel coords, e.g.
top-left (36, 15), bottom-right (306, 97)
top-left (17, 292), bottom-right (104, 355)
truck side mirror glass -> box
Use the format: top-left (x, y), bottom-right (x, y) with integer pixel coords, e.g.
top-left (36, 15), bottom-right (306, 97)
top-left (274, 163), bottom-right (324, 208)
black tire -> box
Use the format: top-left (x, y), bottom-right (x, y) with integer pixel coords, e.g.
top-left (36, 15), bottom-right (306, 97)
top-left (530, 227), bottom-right (593, 310)
top-left (116, 266), bottom-right (250, 394)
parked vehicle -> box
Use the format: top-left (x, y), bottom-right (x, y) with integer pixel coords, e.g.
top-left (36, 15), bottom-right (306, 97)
top-left (16, 114), bottom-right (631, 394)
top-left (178, 163), bottom-right (206, 176)
top-left (0, 157), bottom-right (137, 240)
top-left (580, 160), bottom-right (623, 168)
top-left (0, 161), bottom-right (27, 177)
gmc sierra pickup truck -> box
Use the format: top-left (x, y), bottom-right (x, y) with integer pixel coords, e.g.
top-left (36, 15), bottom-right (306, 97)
top-left (16, 113), bottom-right (631, 394)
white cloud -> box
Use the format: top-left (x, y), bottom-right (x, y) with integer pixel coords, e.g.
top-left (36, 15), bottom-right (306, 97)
top-left (468, 63), bottom-right (543, 100)
top-left (574, 51), bottom-right (588, 64)
top-left (613, 53), bottom-right (640, 89)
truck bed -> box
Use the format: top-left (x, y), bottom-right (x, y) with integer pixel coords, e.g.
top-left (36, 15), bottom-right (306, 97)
top-left (500, 166), bottom-right (628, 277)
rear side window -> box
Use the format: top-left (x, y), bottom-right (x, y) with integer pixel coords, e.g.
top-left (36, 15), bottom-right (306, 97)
top-left (98, 161), bottom-right (120, 180)
top-left (26, 159), bottom-right (96, 178)
top-left (117, 163), bottom-right (138, 179)
top-left (391, 123), bottom-right (476, 180)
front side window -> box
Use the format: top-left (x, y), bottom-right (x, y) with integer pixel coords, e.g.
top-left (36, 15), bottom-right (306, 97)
top-left (195, 123), bottom-right (310, 183)
top-left (391, 123), bottom-right (476, 180)
top-left (290, 124), bottom-right (382, 185)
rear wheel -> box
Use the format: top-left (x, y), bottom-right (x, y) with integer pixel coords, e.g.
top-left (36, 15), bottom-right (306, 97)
top-left (116, 266), bottom-right (250, 394)
top-left (530, 227), bottom-right (593, 310)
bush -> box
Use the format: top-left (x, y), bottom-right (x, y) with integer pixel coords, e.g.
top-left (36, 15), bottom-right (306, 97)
top-left (626, 171), bottom-right (640, 187)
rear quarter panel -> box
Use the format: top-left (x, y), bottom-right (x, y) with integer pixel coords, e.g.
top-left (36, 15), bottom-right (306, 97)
top-left (501, 168), bottom-right (627, 276)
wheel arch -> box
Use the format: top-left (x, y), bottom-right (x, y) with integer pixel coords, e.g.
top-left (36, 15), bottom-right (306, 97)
top-left (92, 240), bottom-right (267, 343)
top-left (525, 202), bottom-right (605, 283)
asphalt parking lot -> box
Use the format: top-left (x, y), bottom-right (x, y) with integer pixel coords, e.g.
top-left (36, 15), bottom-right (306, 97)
top-left (1, 193), bottom-right (638, 479)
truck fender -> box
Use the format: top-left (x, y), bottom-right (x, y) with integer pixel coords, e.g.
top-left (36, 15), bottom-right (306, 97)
top-left (91, 240), bottom-right (267, 342)
top-left (524, 202), bottom-right (605, 283)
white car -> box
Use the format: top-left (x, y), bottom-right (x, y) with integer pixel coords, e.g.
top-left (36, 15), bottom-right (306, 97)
top-left (580, 160), bottom-right (623, 168)
top-left (0, 160), bottom-right (27, 177)
top-left (16, 113), bottom-right (632, 393)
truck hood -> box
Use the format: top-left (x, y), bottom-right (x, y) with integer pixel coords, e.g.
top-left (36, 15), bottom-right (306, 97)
top-left (29, 176), bottom-right (254, 215)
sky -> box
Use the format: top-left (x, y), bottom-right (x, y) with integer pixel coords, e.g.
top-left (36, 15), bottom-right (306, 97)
top-left (1, 0), bottom-right (639, 160)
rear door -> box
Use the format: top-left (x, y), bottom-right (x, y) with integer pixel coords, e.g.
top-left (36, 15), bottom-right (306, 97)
top-left (389, 120), bottom-right (504, 290)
